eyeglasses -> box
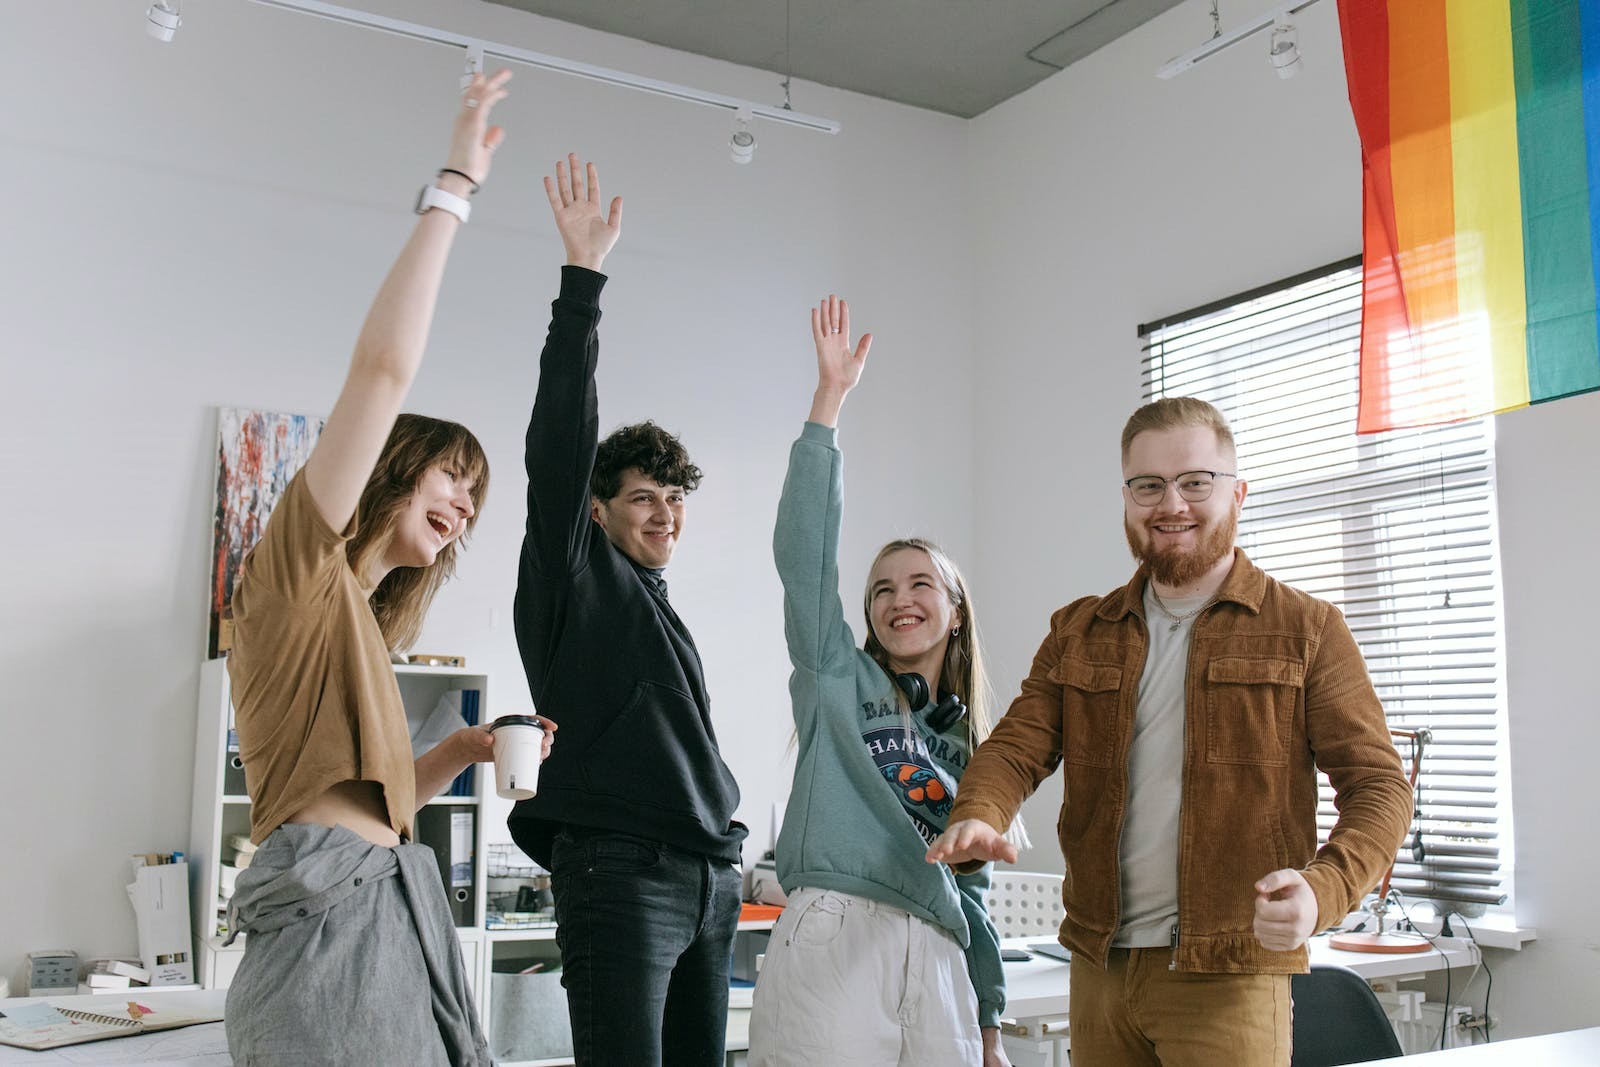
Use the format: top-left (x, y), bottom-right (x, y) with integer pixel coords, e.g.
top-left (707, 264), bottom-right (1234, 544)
top-left (1122, 471), bottom-right (1236, 506)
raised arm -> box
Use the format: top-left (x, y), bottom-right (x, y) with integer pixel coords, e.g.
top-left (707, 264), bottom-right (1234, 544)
top-left (808, 294), bottom-right (872, 428)
top-left (774, 297), bottom-right (874, 679)
top-left (521, 156), bottom-right (623, 576)
top-left (302, 70), bottom-right (512, 532)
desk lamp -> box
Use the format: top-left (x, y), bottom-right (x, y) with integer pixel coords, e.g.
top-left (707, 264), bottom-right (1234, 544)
top-left (1329, 727), bottom-right (1432, 954)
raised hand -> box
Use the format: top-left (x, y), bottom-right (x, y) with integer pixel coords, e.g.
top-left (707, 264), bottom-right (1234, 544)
top-left (807, 294), bottom-right (872, 427)
top-left (544, 153), bottom-right (623, 272)
top-left (445, 69), bottom-right (512, 189)
top-left (925, 819), bottom-right (1019, 867)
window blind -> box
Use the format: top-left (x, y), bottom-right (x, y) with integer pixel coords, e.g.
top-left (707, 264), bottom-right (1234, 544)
top-left (1139, 259), bottom-right (1511, 911)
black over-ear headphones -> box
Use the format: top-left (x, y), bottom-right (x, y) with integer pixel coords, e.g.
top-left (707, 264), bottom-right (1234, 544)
top-left (895, 672), bottom-right (968, 734)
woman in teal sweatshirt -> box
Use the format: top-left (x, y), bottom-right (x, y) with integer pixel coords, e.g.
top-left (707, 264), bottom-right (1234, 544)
top-left (749, 295), bottom-right (1009, 1067)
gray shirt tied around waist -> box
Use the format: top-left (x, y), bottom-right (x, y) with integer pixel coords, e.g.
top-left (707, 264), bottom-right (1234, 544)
top-left (225, 823), bottom-right (491, 1066)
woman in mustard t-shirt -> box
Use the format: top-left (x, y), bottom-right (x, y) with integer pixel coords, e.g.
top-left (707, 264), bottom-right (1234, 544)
top-left (222, 72), bottom-right (552, 1065)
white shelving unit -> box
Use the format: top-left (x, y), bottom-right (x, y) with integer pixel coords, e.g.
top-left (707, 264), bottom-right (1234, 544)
top-left (188, 658), bottom-right (769, 1065)
top-left (188, 657), bottom-right (495, 999)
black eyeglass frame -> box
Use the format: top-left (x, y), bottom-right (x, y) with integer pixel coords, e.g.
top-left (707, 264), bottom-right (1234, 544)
top-left (1122, 471), bottom-right (1237, 505)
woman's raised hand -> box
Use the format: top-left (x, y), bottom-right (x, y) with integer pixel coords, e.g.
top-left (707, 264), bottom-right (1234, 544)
top-left (446, 69), bottom-right (512, 188)
top-left (808, 294), bottom-right (872, 427)
top-left (544, 153), bottom-right (623, 272)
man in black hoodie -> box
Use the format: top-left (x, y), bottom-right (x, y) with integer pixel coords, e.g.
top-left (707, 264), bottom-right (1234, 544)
top-left (511, 154), bottom-right (747, 1066)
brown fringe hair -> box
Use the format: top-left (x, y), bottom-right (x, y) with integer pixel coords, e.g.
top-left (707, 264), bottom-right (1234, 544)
top-left (1120, 396), bottom-right (1236, 464)
top-left (346, 413), bottom-right (489, 651)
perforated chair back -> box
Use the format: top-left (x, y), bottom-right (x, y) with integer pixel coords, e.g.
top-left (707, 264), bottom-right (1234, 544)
top-left (985, 871), bottom-right (1065, 939)
top-left (1290, 963), bottom-right (1404, 1066)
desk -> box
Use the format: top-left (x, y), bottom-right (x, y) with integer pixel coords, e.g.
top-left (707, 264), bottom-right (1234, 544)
top-left (996, 933), bottom-right (1483, 1067)
top-left (0, 988), bottom-right (228, 1065)
top-left (1367, 1025), bottom-right (1600, 1065)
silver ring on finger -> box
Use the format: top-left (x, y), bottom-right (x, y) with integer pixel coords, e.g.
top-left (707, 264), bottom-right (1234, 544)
top-left (464, 98), bottom-right (480, 108)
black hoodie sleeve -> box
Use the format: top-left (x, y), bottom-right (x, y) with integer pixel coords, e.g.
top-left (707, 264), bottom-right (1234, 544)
top-left (521, 266), bottom-right (608, 578)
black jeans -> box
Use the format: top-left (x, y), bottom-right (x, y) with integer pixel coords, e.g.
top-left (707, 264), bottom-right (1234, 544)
top-left (550, 827), bottom-right (742, 1067)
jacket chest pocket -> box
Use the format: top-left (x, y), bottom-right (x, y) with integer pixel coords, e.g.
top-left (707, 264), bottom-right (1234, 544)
top-left (1204, 656), bottom-right (1304, 766)
top-left (1050, 657), bottom-right (1124, 769)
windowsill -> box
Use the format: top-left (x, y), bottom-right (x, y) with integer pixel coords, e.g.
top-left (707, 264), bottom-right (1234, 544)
top-left (1440, 912), bottom-right (1537, 951)
top-left (1338, 907), bottom-right (1536, 951)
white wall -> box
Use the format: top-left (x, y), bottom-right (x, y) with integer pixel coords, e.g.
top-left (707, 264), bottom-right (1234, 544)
top-left (3, 0), bottom-right (1594, 1042)
top-left (967, 0), bottom-right (1600, 1041)
top-left (0, 0), bottom-right (975, 988)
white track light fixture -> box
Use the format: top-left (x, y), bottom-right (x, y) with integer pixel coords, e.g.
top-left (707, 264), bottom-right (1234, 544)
top-left (730, 108), bottom-right (756, 165)
top-left (460, 42), bottom-right (484, 90)
top-left (1268, 18), bottom-right (1301, 79)
top-left (1156, 0), bottom-right (1322, 80)
top-left (146, 0), bottom-right (181, 42)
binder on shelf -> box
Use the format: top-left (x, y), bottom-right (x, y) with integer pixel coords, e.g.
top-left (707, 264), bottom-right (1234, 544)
top-left (416, 804), bottom-right (476, 926)
top-left (447, 689), bottom-right (480, 797)
top-left (222, 750), bottom-right (248, 797)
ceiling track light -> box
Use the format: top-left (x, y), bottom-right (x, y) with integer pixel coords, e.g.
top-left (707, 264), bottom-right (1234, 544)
top-left (216, 0), bottom-right (839, 136)
top-left (460, 42), bottom-right (484, 91)
top-left (1268, 17), bottom-right (1301, 79)
top-left (1156, 0), bottom-right (1322, 80)
top-left (146, 0), bottom-right (181, 42)
top-left (730, 108), bottom-right (756, 165)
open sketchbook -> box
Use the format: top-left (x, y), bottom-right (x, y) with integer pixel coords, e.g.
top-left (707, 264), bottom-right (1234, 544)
top-left (0, 1000), bottom-right (222, 1052)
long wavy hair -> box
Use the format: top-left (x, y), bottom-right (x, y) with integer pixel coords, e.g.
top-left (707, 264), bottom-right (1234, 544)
top-left (860, 537), bottom-right (993, 749)
top-left (346, 414), bottom-right (489, 651)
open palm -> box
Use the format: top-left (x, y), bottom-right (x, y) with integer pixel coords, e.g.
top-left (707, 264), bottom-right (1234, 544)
top-left (811, 294), bottom-right (872, 396)
top-left (544, 153), bottom-right (622, 271)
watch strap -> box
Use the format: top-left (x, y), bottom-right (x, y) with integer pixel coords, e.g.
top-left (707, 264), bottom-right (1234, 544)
top-left (415, 184), bottom-right (471, 224)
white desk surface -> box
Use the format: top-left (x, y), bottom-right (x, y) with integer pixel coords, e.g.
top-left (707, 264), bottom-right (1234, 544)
top-left (0, 936), bottom-right (1488, 1065)
top-left (0, 988), bottom-right (229, 1065)
top-left (1367, 1025), bottom-right (1600, 1065)
top-left (999, 932), bottom-right (1483, 1026)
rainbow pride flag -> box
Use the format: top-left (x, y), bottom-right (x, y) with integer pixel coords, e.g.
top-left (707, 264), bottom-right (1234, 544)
top-left (1339, 0), bottom-right (1600, 432)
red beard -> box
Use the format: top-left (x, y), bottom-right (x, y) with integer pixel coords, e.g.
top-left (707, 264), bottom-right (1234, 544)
top-left (1124, 507), bottom-right (1238, 589)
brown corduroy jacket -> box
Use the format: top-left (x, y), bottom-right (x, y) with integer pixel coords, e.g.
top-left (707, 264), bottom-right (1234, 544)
top-left (952, 549), bottom-right (1412, 973)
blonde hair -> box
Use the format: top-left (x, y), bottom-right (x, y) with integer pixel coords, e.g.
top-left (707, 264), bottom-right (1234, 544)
top-left (347, 414), bottom-right (489, 651)
top-left (1120, 397), bottom-right (1236, 465)
top-left (861, 538), bottom-right (994, 749)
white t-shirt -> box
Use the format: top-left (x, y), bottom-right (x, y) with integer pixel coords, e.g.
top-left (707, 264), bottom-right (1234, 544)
top-left (1113, 582), bottom-right (1209, 948)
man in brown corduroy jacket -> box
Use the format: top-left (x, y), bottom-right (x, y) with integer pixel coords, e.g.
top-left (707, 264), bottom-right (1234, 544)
top-left (928, 397), bottom-right (1412, 1067)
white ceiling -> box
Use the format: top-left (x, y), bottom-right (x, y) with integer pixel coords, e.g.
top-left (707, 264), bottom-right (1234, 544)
top-left (482, 0), bottom-right (1187, 118)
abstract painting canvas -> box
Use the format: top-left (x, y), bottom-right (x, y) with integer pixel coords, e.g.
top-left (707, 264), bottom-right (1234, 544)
top-left (208, 406), bottom-right (324, 658)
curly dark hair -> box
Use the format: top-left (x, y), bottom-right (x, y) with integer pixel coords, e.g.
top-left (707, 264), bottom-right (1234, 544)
top-left (591, 420), bottom-right (703, 500)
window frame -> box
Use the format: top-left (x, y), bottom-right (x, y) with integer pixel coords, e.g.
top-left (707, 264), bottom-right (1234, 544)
top-left (1138, 258), bottom-right (1517, 921)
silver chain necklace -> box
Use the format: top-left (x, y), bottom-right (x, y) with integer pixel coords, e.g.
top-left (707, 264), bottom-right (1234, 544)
top-left (1148, 585), bottom-right (1213, 633)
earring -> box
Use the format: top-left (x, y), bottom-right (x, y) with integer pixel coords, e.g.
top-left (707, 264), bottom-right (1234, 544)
top-left (951, 625), bottom-right (960, 637)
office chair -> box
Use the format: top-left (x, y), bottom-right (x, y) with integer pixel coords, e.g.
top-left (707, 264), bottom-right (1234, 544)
top-left (1290, 963), bottom-right (1404, 1066)
top-left (986, 871), bottom-right (1064, 939)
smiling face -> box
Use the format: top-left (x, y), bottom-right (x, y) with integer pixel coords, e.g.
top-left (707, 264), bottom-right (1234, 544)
top-left (591, 468), bottom-right (687, 569)
top-left (1122, 424), bottom-right (1247, 593)
top-left (866, 547), bottom-right (958, 678)
top-left (385, 461), bottom-right (477, 570)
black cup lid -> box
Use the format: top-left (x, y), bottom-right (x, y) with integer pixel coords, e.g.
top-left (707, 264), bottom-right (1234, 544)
top-left (489, 714), bottom-right (543, 731)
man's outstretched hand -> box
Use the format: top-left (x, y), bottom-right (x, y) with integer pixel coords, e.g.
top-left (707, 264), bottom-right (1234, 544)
top-left (926, 819), bottom-right (1018, 867)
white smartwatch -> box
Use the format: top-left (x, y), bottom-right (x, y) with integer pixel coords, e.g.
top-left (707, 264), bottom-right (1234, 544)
top-left (415, 184), bottom-right (471, 224)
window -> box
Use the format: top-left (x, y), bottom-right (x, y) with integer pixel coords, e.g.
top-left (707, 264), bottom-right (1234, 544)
top-left (1138, 258), bottom-right (1512, 916)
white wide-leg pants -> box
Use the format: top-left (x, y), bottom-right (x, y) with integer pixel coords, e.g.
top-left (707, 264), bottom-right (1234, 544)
top-left (748, 886), bottom-right (983, 1067)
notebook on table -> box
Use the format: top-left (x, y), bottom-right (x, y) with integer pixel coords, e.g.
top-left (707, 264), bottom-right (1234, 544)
top-left (0, 1000), bottom-right (222, 1051)
top-left (1028, 941), bottom-right (1072, 962)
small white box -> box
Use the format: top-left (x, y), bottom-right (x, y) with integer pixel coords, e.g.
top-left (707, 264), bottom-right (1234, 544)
top-left (25, 950), bottom-right (78, 995)
top-left (126, 862), bottom-right (195, 986)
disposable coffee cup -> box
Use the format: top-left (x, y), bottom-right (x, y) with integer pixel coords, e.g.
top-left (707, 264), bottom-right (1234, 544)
top-left (488, 715), bottom-right (545, 800)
